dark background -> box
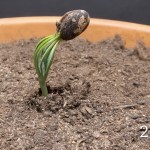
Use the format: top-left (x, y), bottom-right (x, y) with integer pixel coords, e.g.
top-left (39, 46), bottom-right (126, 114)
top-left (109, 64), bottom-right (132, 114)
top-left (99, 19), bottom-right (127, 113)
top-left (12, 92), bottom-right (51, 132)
top-left (0, 0), bottom-right (150, 25)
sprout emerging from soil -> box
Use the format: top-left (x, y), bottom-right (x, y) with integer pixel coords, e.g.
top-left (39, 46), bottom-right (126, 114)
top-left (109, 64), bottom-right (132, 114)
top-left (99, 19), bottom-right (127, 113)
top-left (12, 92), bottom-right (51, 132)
top-left (34, 10), bottom-right (90, 96)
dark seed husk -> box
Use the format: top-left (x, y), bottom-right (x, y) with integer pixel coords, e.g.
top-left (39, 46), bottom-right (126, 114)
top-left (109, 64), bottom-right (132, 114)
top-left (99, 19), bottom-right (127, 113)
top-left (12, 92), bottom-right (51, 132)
top-left (56, 10), bottom-right (90, 40)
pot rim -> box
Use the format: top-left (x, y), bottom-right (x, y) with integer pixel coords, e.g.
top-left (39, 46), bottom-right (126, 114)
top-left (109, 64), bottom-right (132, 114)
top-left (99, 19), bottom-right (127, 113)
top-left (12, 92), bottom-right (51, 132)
top-left (0, 16), bottom-right (150, 47)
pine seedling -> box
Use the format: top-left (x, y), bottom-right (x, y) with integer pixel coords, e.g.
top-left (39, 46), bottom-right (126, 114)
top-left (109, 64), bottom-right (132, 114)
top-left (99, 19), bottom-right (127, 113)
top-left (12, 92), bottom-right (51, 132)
top-left (34, 10), bottom-right (90, 96)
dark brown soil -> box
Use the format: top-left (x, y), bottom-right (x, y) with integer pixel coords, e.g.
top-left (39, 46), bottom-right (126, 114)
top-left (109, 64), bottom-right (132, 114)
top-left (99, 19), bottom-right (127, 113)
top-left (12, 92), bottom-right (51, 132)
top-left (0, 35), bottom-right (150, 150)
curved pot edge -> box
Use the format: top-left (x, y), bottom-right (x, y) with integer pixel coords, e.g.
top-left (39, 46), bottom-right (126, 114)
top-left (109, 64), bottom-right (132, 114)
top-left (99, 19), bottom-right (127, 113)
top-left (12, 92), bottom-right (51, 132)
top-left (0, 16), bottom-right (150, 47)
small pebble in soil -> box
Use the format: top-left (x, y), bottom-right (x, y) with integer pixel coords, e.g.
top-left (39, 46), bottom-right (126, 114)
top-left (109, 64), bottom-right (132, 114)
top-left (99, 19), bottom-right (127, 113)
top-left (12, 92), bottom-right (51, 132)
top-left (43, 110), bottom-right (52, 117)
top-left (136, 99), bottom-right (147, 105)
top-left (93, 131), bottom-right (101, 139)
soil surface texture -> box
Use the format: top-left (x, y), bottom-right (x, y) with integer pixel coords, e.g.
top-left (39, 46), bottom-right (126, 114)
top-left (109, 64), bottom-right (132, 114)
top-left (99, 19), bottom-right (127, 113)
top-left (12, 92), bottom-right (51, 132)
top-left (0, 35), bottom-right (150, 150)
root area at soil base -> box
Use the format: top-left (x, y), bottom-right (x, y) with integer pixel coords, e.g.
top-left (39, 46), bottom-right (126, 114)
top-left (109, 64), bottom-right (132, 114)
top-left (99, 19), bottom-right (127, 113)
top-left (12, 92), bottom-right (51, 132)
top-left (0, 36), bottom-right (150, 149)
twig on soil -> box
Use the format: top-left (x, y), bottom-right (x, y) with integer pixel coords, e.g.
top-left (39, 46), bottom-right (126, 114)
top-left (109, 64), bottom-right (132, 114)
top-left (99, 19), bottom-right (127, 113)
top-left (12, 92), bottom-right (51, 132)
top-left (114, 104), bottom-right (138, 110)
top-left (99, 117), bottom-right (105, 128)
top-left (63, 99), bottom-right (67, 107)
top-left (76, 138), bottom-right (86, 150)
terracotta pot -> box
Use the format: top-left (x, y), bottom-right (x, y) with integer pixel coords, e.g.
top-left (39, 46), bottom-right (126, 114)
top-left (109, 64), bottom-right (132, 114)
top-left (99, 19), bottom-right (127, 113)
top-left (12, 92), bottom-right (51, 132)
top-left (0, 17), bottom-right (150, 47)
